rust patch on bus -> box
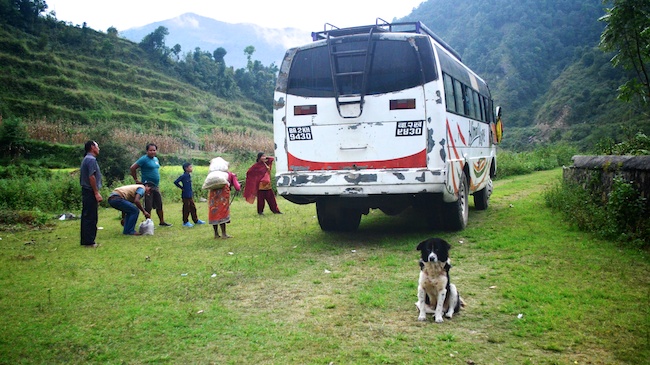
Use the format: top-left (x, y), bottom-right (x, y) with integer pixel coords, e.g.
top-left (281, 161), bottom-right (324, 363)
top-left (274, 96), bottom-right (285, 110)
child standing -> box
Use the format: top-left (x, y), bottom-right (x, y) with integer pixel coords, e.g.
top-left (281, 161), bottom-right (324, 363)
top-left (174, 162), bottom-right (205, 228)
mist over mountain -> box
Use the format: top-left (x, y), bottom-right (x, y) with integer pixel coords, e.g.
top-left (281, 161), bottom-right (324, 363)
top-left (120, 13), bottom-right (311, 69)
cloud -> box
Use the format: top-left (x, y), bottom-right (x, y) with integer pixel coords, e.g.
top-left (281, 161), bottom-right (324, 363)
top-left (171, 13), bottom-right (201, 29)
top-left (252, 25), bottom-right (311, 50)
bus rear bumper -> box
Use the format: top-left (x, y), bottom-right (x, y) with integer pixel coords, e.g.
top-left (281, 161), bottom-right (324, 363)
top-left (276, 168), bottom-right (448, 199)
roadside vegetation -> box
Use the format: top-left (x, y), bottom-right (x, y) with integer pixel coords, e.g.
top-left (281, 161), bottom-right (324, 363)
top-left (544, 132), bottom-right (650, 248)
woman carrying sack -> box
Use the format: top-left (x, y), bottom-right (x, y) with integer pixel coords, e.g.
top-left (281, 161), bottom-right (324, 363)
top-left (205, 158), bottom-right (241, 239)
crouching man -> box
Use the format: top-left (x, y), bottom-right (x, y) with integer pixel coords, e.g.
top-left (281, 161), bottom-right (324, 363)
top-left (107, 182), bottom-right (152, 235)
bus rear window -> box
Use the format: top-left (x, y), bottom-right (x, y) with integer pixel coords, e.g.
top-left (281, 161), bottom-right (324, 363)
top-left (287, 39), bottom-right (431, 97)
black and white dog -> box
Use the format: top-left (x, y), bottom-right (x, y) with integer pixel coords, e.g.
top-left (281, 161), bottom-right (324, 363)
top-left (415, 238), bottom-right (463, 322)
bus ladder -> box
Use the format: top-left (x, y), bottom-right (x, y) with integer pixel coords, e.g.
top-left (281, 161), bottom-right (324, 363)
top-left (326, 27), bottom-right (375, 118)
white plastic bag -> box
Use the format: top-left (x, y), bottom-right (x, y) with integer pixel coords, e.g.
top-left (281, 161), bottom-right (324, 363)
top-left (209, 157), bottom-right (229, 172)
top-left (139, 218), bottom-right (154, 235)
top-left (202, 170), bottom-right (229, 190)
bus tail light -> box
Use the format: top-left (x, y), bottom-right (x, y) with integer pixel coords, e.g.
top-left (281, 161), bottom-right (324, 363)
top-left (390, 99), bottom-right (416, 110)
top-left (294, 105), bottom-right (317, 115)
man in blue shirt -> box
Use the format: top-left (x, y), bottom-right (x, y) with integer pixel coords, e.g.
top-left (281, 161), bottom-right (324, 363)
top-left (80, 140), bottom-right (102, 247)
top-left (130, 143), bottom-right (172, 227)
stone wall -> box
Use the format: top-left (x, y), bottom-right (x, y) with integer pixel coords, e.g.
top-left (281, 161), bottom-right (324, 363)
top-left (563, 155), bottom-right (650, 209)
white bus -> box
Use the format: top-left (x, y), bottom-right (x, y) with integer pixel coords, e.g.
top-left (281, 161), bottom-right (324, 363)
top-left (273, 20), bottom-right (502, 232)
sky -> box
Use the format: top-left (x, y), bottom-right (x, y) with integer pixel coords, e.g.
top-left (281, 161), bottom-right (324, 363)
top-left (45, 0), bottom-right (426, 33)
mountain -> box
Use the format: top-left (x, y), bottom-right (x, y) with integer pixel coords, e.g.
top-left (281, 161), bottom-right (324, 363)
top-left (399, 0), bottom-right (648, 149)
top-left (120, 13), bottom-right (310, 69)
top-left (118, 2), bottom-right (648, 150)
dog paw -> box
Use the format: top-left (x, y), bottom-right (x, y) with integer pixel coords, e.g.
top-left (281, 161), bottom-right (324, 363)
top-left (417, 315), bottom-right (427, 322)
top-left (435, 316), bottom-right (444, 323)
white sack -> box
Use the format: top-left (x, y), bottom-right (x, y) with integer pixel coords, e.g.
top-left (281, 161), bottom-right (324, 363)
top-left (139, 218), bottom-right (154, 235)
top-left (209, 157), bottom-right (229, 172)
top-left (202, 170), bottom-right (229, 190)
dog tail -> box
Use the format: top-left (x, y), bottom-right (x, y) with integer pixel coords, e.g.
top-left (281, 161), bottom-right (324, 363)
top-left (459, 295), bottom-right (466, 309)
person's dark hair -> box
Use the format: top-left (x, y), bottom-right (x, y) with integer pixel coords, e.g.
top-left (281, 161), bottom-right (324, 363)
top-left (256, 152), bottom-right (264, 162)
top-left (145, 143), bottom-right (157, 151)
top-left (182, 162), bottom-right (191, 171)
top-left (143, 181), bottom-right (155, 187)
top-left (84, 140), bottom-right (96, 153)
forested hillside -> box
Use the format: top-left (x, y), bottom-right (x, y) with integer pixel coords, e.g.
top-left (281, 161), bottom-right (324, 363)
top-left (0, 0), bottom-right (648, 160)
top-left (401, 0), bottom-right (648, 150)
top-left (0, 1), bottom-right (276, 170)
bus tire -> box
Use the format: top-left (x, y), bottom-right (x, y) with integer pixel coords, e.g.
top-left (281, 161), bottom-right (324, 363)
top-left (337, 208), bottom-right (361, 232)
top-left (473, 178), bottom-right (492, 211)
top-left (444, 171), bottom-right (469, 231)
top-left (316, 200), bottom-right (337, 231)
top-left (415, 193), bottom-right (445, 230)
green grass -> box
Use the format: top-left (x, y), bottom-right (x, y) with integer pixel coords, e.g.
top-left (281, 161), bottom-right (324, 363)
top-left (0, 169), bottom-right (648, 364)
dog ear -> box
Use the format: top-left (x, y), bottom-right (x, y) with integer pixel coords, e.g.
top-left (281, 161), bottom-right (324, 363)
top-left (416, 240), bottom-right (427, 251)
top-left (438, 238), bottom-right (451, 251)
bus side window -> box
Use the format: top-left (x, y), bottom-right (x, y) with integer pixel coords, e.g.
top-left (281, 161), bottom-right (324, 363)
top-left (481, 96), bottom-right (490, 123)
top-left (443, 73), bottom-right (456, 113)
top-left (487, 99), bottom-right (496, 123)
top-left (464, 84), bottom-right (473, 117)
top-left (454, 80), bottom-right (465, 116)
top-left (472, 90), bottom-right (481, 121)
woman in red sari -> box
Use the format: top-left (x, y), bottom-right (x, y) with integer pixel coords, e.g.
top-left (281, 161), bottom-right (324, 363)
top-left (244, 152), bottom-right (282, 215)
top-left (208, 171), bottom-right (241, 238)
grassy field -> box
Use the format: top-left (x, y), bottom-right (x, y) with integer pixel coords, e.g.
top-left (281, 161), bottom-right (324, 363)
top-left (0, 169), bottom-right (648, 364)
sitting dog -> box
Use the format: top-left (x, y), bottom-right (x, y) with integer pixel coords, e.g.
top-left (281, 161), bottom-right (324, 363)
top-left (415, 237), bottom-right (463, 322)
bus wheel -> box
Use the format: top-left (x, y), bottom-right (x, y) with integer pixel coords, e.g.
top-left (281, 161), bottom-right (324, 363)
top-left (316, 200), bottom-right (337, 231)
top-left (415, 193), bottom-right (445, 230)
top-left (473, 178), bottom-right (492, 211)
top-left (444, 171), bottom-right (469, 231)
top-left (337, 208), bottom-right (361, 232)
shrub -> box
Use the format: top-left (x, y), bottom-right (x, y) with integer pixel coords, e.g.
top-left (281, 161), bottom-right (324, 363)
top-left (497, 143), bottom-right (577, 179)
top-left (0, 170), bottom-right (81, 212)
top-left (0, 210), bottom-right (50, 227)
top-left (544, 176), bottom-right (648, 248)
top-left (0, 117), bottom-right (29, 159)
top-left (0, 164), bottom-right (52, 179)
top-left (595, 132), bottom-right (650, 156)
top-left (99, 141), bottom-right (133, 186)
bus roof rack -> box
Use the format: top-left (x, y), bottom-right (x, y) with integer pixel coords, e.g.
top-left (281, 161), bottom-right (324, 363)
top-left (311, 19), bottom-right (461, 61)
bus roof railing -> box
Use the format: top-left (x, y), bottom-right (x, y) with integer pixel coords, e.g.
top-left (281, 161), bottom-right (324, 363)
top-left (311, 19), bottom-right (462, 61)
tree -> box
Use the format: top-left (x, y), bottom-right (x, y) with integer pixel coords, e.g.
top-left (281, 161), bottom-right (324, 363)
top-left (139, 26), bottom-right (171, 64)
top-left (244, 45), bottom-right (255, 70)
top-left (234, 46), bottom-right (278, 111)
top-left (171, 43), bottom-right (181, 61)
top-left (0, 0), bottom-right (48, 30)
top-left (213, 47), bottom-right (227, 64)
top-left (0, 117), bottom-right (29, 160)
top-left (599, 0), bottom-right (650, 104)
